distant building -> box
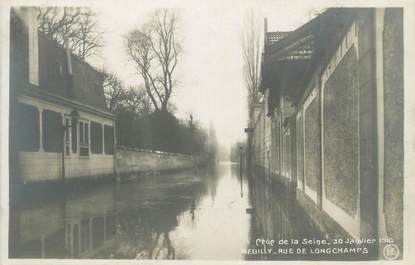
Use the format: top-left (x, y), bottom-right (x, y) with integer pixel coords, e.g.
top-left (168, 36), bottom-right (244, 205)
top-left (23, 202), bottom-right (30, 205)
top-left (9, 7), bottom-right (115, 185)
top-left (253, 8), bottom-right (403, 257)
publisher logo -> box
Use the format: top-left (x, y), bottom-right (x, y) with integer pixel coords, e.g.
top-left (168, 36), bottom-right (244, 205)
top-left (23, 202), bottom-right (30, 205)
top-left (383, 244), bottom-right (399, 260)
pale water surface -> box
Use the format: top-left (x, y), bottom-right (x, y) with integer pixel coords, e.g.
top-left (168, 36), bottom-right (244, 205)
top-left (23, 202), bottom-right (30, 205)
top-left (10, 163), bottom-right (327, 260)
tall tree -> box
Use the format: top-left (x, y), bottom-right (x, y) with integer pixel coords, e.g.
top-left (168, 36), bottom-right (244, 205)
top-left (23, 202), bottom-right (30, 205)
top-left (125, 9), bottom-right (181, 112)
top-left (37, 7), bottom-right (103, 60)
top-left (241, 10), bottom-right (262, 121)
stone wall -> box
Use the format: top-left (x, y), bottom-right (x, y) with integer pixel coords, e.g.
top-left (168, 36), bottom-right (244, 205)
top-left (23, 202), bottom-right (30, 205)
top-left (382, 8), bottom-right (404, 251)
top-left (323, 47), bottom-right (359, 217)
top-left (356, 10), bottom-right (378, 241)
top-left (115, 146), bottom-right (196, 178)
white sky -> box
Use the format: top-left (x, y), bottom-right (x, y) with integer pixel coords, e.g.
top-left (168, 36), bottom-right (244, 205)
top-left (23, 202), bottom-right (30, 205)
top-left (88, 1), bottom-right (323, 147)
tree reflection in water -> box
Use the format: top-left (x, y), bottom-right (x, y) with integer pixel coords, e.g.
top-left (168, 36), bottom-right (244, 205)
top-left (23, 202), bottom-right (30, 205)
top-left (10, 165), bottom-right (249, 260)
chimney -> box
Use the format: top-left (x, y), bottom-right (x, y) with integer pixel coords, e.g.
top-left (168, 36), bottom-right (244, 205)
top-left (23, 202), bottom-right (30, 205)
top-left (264, 18), bottom-right (268, 34)
top-left (22, 7), bottom-right (39, 86)
top-left (64, 39), bottom-right (73, 75)
top-left (264, 18), bottom-right (268, 49)
top-left (63, 38), bottom-right (74, 98)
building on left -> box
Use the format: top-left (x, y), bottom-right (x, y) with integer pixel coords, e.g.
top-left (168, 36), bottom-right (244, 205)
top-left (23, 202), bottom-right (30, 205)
top-left (9, 7), bottom-right (116, 186)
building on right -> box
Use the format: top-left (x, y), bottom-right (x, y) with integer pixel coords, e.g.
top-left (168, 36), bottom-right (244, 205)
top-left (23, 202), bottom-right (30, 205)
top-left (253, 8), bottom-right (403, 258)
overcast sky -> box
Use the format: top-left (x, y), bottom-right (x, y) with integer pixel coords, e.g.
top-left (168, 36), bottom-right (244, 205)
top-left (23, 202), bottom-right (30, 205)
top-left (89, 1), bottom-right (323, 147)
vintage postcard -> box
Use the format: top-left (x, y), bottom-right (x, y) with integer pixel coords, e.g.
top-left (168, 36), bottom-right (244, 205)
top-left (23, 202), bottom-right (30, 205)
top-left (1, 0), bottom-right (414, 264)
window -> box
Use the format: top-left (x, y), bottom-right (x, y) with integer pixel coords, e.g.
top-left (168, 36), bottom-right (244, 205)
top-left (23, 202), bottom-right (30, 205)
top-left (275, 119), bottom-right (280, 174)
top-left (73, 224), bottom-right (79, 258)
top-left (42, 110), bottom-right (62, 152)
top-left (92, 217), bottom-right (104, 248)
top-left (56, 62), bottom-right (64, 78)
top-left (15, 103), bottom-right (39, 151)
top-left (71, 121), bottom-right (77, 153)
top-left (80, 219), bottom-right (90, 253)
top-left (94, 82), bottom-right (101, 95)
top-left (282, 132), bottom-right (286, 176)
top-left (284, 130), bottom-right (291, 178)
top-left (79, 121), bottom-right (89, 156)
top-left (90, 122), bottom-right (103, 154)
top-left (105, 215), bottom-right (116, 239)
top-left (104, 125), bottom-right (114, 154)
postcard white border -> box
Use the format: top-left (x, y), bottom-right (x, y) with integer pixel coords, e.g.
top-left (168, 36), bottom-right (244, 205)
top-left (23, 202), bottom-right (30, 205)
top-left (1, 0), bottom-right (415, 265)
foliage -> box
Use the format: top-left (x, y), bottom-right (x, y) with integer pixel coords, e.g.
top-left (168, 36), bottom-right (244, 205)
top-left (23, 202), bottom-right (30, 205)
top-left (103, 72), bottom-right (212, 156)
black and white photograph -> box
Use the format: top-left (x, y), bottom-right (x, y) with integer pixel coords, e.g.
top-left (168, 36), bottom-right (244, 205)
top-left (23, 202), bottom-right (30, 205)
top-left (0, 0), bottom-right (414, 263)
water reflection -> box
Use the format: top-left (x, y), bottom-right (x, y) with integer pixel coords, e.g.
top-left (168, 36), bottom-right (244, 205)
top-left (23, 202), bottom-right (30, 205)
top-left (10, 164), bottom-right (250, 260)
top-left (9, 184), bottom-right (118, 259)
top-left (245, 175), bottom-right (325, 260)
top-left (11, 163), bottom-right (347, 260)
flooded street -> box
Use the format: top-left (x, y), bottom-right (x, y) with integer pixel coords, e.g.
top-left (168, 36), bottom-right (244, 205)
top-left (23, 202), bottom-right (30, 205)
top-left (9, 163), bottom-right (329, 260)
top-left (10, 164), bottom-right (250, 259)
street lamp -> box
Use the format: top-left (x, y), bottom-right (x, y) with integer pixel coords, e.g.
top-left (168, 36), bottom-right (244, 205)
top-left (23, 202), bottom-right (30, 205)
top-left (62, 109), bottom-right (80, 180)
top-left (69, 109), bottom-right (80, 126)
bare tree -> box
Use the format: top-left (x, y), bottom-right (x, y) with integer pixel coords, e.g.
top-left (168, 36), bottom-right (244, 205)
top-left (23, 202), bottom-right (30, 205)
top-left (125, 27), bottom-right (159, 111)
top-left (37, 7), bottom-right (103, 60)
top-left (242, 10), bottom-right (262, 121)
top-left (102, 72), bottom-right (126, 112)
top-left (103, 72), bottom-right (152, 115)
top-left (125, 9), bottom-right (181, 112)
top-left (72, 9), bottom-right (104, 60)
top-left (37, 7), bottom-right (81, 43)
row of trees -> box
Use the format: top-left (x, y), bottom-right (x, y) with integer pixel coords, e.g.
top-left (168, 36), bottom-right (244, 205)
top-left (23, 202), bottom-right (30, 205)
top-left (35, 7), bottom-right (217, 158)
top-left (103, 71), bottom-right (217, 157)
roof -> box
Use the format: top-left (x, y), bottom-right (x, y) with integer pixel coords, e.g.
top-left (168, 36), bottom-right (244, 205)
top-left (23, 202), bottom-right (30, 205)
top-left (10, 10), bottom-right (110, 115)
top-left (265, 31), bottom-right (290, 47)
top-left (260, 8), bottom-right (358, 113)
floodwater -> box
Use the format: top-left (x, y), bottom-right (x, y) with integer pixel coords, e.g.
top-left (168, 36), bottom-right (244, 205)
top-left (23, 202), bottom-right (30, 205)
top-left (9, 163), bottom-right (327, 260)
